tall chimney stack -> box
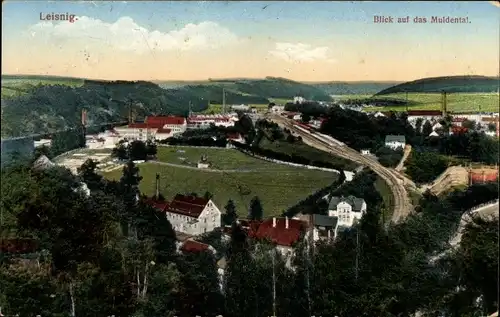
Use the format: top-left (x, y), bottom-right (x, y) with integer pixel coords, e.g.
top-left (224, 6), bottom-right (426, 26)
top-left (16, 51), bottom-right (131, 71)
top-left (155, 173), bottom-right (160, 198)
top-left (273, 217), bottom-right (276, 228)
top-left (285, 217), bottom-right (289, 229)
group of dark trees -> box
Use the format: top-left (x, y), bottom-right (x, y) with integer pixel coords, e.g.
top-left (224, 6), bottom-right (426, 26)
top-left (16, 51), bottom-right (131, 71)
top-left (32, 126), bottom-right (87, 160)
top-left (0, 156), bottom-right (498, 316)
top-left (374, 146), bottom-right (404, 168)
top-left (111, 139), bottom-right (157, 161)
top-left (405, 151), bottom-right (451, 184)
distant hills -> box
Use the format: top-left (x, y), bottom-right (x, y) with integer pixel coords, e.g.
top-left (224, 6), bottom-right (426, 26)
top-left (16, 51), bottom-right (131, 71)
top-left (309, 81), bottom-right (402, 95)
top-left (2, 74), bottom-right (498, 138)
top-left (375, 75), bottom-right (499, 95)
top-left (1, 75), bottom-right (332, 137)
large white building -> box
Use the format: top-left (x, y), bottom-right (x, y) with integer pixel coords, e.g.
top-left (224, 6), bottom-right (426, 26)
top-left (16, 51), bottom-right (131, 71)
top-left (187, 114), bottom-right (237, 130)
top-left (111, 116), bottom-right (186, 142)
top-left (147, 194), bottom-right (222, 236)
top-left (328, 195), bottom-right (367, 227)
top-left (384, 135), bottom-right (406, 150)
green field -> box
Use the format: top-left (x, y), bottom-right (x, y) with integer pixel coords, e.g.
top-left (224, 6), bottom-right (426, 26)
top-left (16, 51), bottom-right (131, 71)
top-left (344, 92), bottom-right (499, 113)
top-left (103, 147), bottom-right (338, 217)
top-left (258, 136), bottom-right (359, 171)
top-left (1, 78), bottom-right (84, 98)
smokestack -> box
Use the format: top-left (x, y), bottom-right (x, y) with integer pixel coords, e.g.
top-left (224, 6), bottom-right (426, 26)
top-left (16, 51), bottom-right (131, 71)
top-left (273, 217), bottom-right (276, 228)
top-left (222, 88), bottom-right (226, 114)
top-left (285, 217), bottom-right (289, 229)
top-left (81, 109), bottom-right (87, 126)
top-left (155, 173), bottom-right (160, 198)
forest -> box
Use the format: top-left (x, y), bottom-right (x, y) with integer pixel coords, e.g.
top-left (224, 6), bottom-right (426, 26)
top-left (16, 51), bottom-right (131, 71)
top-left (0, 156), bottom-right (497, 316)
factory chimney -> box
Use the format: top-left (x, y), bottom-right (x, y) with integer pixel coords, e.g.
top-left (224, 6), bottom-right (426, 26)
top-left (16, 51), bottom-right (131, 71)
top-left (155, 173), bottom-right (160, 198)
top-left (222, 88), bottom-right (226, 114)
top-left (441, 91), bottom-right (447, 117)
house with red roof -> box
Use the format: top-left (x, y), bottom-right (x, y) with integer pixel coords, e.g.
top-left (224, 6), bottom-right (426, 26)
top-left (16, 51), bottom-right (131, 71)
top-left (112, 116), bottom-right (185, 142)
top-left (252, 217), bottom-right (307, 263)
top-left (177, 239), bottom-right (216, 254)
top-left (145, 194), bottom-right (222, 236)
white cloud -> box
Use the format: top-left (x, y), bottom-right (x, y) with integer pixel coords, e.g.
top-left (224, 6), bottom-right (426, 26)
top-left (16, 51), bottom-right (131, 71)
top-left (27, 16), bottom-right (240, 53)
top-left (269, 42), bottom-right (335, 63)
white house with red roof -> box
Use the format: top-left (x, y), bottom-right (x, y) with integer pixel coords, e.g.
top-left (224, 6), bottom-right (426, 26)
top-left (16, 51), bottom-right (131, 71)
top-left (146, 194), bottom-right (222, 236)
top-left (112, 116), bottom-right (186, 142)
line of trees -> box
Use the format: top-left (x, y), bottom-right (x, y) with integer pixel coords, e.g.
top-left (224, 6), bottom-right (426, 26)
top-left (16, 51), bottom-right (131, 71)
top-left (111, 140), bottom-right (157, 161)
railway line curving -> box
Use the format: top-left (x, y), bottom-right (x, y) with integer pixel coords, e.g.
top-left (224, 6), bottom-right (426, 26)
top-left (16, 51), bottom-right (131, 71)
top-left (268, 113), bottom-right (414, 223)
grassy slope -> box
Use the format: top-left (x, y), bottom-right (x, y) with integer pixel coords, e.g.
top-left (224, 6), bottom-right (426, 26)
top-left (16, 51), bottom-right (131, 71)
top-left (360, 92), bottom-right (499, 113)
top-left (258, 135), bottom-right (359, 171)
top-left (375, 75), bottom-right (499, 95)
top-left (103, 147), bottom-right (338, 216)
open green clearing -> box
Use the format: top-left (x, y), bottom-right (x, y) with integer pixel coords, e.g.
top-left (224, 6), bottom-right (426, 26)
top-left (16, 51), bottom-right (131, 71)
top-left (258, 136), bottom-right (359, 171)
top-left (1, 78), bottom-right (84, 98)
top-left (157, 146), bottom-right (297, 171)
top-left (340, 92), bottom-right (499, 113)
top-left (103, 147), bottom-right (338, 217)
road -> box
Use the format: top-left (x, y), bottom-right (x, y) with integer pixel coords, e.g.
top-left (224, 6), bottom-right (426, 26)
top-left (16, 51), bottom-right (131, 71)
top-left (450, 201), bottom-right (499, 247)
top-left (395, 144), bottom-right (412, 172)
top-left (267, 113), bottom-right (413, 223)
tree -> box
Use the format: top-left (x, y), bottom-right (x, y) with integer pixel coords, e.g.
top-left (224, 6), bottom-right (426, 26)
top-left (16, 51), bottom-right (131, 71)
top-left (268, 102), bottom-right (276, 109)
top-left (112, 143), bottom-right (128, 161)
top-left (175, 252), bottom-right (224, 316)
top-left (487, 123), bottom-right (496, 132)
top-left (301, 113), bottom-right (311, 123)
top-left (128, 140), bottom-right (148, 161)
top-left (77, 159), bottom-right (103, 191)
top-left (145, 140), bottom-right (158, 157)
top-left (203, 191), bottom-right (213, 200)
top-left (223, 199), bottom-right (238, 226)
top-left (462, 119), bottom-right (476, 130)
top-left (415, 117), bottom-right (424, 134)
top-left (248, 196), bottom-right (263, 221)
top-left (422, 120), bottom-right (433, 136)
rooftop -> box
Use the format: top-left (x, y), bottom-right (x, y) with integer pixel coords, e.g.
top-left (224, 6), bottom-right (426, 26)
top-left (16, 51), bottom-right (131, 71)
top-left (145, 116), bottom-right (186, 125)
top-left (180, 240), bottom-right (211, 253)
top-left (253, 217), bottom-right (306, 247)
top-left (166, 194), bottom-right (210, 218)
top-left (329, 195), bottom-right (366, 212)
top-left (385, 135), bottom-right (406, 143)
top-left (312, 214), bottom-right (338, 228)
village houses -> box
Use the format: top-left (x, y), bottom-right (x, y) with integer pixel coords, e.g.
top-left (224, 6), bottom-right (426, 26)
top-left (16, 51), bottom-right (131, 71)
top-left (328, 195), bottom-right (367, 227)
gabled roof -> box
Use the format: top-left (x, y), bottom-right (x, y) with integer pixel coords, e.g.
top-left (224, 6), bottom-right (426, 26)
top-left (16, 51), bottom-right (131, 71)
top-left (32, 155), bottom-right (55, 170)
top-left (146, 116), bottom-right (186, 125)
top-left (385, 135), bottom-right (406, 143)
top-left (312, 214), bottom-right (338, 228)
top-left (166, 194), bottom-right (209, 218)
top-left (253, 218), bottom-right (306, 247)
top-left (328, 195), bottom-right (366, 212)
top-left (180, 240), bottom-right (211, 253)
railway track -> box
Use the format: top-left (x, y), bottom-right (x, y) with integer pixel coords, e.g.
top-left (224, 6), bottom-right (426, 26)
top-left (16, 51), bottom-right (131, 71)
top-left (269, 114), bottom-right (413, 223)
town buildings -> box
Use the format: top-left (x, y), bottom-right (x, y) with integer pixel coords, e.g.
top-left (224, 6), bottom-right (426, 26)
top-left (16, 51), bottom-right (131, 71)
top-left (186, 114), bottom-right (237, 130)
top-left (384, 135), bottom-right (406, 150)
top-left (145, 194), bottom-right (222, 236)
top-left (328, 196), bottom-right (367, 227)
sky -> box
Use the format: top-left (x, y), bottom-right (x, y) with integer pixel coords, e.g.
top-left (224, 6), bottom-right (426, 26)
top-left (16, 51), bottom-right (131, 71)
top-left (2, 1), bottom-right (499, 82)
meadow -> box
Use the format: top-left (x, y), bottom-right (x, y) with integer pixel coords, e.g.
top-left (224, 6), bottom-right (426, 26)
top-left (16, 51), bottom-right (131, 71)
top-left (1, 78), bottom-right (84, 98)
top-left (341, 92), bottom-right (499, 113)
top-left (103, 147), bottom-right (339, 217)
